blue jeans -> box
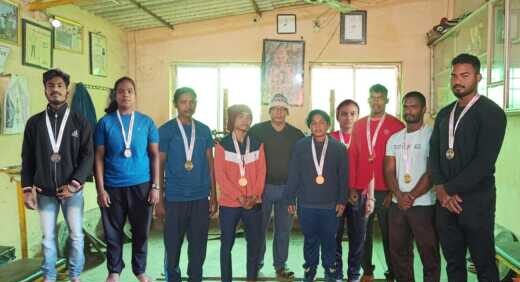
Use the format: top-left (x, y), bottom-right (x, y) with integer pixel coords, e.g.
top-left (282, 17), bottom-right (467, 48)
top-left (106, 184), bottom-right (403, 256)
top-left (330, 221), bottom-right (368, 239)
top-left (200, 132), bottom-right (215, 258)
top-left (297, 206), bottom-right (338, 274)
top-left (259, 184), bottom-right (292, 270)
top-left (219, 205), bottom-right (262, 282)
top-left (38, 191), bottom-right (84, 281)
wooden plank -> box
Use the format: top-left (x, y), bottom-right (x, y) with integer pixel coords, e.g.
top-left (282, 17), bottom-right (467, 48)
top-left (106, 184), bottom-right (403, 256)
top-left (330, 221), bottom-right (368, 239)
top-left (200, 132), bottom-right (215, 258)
top-left (27, 0), bottom-right (76, 11)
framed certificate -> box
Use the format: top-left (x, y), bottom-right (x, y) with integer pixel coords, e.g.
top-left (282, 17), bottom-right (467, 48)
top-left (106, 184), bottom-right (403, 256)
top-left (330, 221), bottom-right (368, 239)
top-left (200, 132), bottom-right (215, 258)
top-left (340, 10), bottom-right (367, 44)
top-left (22, 19), bottom-right (53, 69)
top-left (89, 32), bottom-right (107, 77)
top-left (277, 14), bottom-right (296, 34)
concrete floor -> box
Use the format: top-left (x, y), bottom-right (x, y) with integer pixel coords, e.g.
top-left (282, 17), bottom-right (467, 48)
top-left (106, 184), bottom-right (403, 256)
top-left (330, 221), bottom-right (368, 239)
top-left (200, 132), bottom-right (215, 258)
top-left (78, 225), bottom-right (479, 282)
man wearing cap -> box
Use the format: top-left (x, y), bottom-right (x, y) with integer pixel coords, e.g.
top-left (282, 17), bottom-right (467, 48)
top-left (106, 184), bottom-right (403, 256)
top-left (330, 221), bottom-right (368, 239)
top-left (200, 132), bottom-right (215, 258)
top-left (249, 93), bottom-right (304, 279)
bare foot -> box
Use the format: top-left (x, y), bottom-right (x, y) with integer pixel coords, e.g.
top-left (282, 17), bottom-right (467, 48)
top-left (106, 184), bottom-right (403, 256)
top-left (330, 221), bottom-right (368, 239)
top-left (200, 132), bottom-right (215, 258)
top-left (106, 273), bottom-right (119, 282)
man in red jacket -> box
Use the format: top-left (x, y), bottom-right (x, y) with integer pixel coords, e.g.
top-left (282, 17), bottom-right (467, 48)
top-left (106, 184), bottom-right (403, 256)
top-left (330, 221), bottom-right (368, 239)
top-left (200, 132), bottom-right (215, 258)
top-left (348, 84), bottom-right (404, 282)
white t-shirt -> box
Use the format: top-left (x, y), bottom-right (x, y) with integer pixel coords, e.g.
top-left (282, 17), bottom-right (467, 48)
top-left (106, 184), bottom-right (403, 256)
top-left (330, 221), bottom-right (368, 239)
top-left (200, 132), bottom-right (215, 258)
top-left (386, 125), bottom-right (435, 206)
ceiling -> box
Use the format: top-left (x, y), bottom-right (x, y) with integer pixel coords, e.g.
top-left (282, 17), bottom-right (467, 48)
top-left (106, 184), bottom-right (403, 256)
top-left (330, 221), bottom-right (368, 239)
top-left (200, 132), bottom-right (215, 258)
top-left (75, 0), bottom-right (308, 31)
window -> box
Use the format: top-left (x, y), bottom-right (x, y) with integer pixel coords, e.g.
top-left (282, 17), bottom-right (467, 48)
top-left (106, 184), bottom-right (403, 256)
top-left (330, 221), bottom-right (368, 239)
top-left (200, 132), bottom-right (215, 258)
top-left (311, 64), bottom-right (400, 129)
top-left (173, 64), bottom-right (261, 131)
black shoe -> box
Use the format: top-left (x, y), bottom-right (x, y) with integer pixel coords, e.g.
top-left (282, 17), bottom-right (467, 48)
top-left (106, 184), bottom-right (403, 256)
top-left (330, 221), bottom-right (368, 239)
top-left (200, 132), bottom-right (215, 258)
top-left (384, 271), bottom-right (394, 282)
top-left (325, 267), bottom-right (342, 282)
top-left (303, 267), bottom-right (316, 282)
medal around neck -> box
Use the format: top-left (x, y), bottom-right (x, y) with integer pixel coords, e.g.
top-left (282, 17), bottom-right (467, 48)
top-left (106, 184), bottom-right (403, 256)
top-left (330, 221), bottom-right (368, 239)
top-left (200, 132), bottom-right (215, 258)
top-left (177, 118), bottom-right (196, 171)
top-left (404, 173), bottom-right (412, 184)
top-left (447, 95), bottom-right (480, 161)
top-left (185, 160), bottom-right (194, 171)
top-left (50, 152), bottom-right (61, 163)
top-left (366, 114), bottom-right (386, 164)
top-left (45, 107), bottom-right (70, 164)
top-left (124, 148), bottom-right (132, 158)
top-left (239, 177), bottom-right (248, 187)
top-left (446, 148), bottom-right (455, 160)
top-left (312, 137), bottom-right (328, 186)
top-left (232, 133), bottom-right (250, 188)
top-left (117, 110), bottom-right (135, 159)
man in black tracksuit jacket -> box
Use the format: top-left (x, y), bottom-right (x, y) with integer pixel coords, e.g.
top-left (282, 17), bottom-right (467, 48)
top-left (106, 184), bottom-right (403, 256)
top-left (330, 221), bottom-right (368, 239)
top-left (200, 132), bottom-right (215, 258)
top-left (21, 69), bottom-right (93, 282)
top-left (430, 54), bottom-right (506, 282)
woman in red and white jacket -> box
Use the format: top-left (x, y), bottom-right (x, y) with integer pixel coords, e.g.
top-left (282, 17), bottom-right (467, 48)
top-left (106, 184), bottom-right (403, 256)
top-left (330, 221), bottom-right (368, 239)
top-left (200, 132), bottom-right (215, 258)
top-left (215, 104), bottom-right (266, 282)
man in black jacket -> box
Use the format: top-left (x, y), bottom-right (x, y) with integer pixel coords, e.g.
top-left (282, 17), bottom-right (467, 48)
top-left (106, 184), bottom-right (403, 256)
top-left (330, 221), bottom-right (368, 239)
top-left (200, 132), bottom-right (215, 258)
top-left (430, 53), bottom-right (506, 282)
top-left (21, 69), bottom-right (93, 282)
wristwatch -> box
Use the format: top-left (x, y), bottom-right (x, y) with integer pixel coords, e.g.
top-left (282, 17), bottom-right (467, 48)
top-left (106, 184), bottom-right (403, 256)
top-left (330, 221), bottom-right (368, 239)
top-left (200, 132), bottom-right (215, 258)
top-left (151, 183), bottom-right (160, 190)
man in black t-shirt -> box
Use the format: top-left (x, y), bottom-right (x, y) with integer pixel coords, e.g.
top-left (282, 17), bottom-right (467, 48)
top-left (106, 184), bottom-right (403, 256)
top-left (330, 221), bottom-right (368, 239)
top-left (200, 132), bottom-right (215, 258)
top-left (430, 53), bottom-right (506, 282)
top-left (249, 94), bottom-right (304, 279)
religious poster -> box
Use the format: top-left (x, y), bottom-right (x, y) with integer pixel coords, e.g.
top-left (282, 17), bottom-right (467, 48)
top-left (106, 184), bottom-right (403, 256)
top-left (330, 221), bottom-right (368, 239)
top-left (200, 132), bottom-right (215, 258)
top-left (261, 39), bottom-right (305, 106)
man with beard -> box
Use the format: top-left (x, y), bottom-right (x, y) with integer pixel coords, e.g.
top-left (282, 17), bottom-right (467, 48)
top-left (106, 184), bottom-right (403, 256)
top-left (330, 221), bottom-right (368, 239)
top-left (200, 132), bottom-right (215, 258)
top-left (430, 53), bottom-right (506, 282)
top-left (384, 91), bottom-right (440, 282)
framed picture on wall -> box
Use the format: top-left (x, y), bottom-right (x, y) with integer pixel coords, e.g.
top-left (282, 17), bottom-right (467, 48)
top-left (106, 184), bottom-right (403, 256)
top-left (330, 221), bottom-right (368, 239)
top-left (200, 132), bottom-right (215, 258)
top-left (54, 16), bottom-right (83, 53)
top-left (261, 39), bottom-right (305, 106)
top-left (0, 0), bottom-right (19, 45)
top-left (89, 32), bottom-right (107, 77)
top-left (340, 10), bottom-right (367, 44)
top-left (22, 19), bottom-right (53, 70)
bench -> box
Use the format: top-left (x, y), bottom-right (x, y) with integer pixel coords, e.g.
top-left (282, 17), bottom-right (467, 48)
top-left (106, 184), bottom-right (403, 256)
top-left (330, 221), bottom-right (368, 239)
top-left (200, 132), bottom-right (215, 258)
top-left (495, 225), bottom-right (520, 280)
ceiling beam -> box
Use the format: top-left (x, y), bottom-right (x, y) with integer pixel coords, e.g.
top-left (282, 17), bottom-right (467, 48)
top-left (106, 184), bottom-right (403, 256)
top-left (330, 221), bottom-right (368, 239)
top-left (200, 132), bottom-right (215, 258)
top-left (127, 0), bottom-right (174, 30)
top-left (27, 0), bottom-right (77, 11)
top-left (249, 0), bottom-right (262, 16)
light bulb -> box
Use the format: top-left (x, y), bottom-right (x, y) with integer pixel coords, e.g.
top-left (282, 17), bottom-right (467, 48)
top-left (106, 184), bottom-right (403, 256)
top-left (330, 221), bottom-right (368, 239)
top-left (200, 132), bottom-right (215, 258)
top-left (50, 18), bottom-right (61, 28)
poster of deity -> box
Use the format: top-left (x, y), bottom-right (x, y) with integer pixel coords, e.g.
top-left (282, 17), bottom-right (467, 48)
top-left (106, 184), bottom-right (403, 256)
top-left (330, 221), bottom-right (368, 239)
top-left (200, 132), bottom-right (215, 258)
top-left (261, 39), bottom-right (305, 106)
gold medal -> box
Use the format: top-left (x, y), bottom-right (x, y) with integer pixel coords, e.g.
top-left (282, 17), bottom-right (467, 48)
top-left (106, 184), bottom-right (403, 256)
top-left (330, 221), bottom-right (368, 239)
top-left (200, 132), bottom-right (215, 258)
top-left (368, 153), bottom-right (375, 163)
top-left (184, 160), bottom-right (193, 171)
top-left (446, 148), bottom-right (455, 160)
top-left (315, 175), bottom-right (325, 185)
top-left (404, 173), bottom-right (412, 184)
top-left (238, 177), bottom-right (248, 187)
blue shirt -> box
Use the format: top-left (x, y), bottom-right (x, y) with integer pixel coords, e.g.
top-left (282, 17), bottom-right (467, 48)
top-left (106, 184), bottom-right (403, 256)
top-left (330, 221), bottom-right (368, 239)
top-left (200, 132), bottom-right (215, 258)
top-left (159, 119), bottom-right (213, 202)
top-left (95, 111), bottom-right (159, 187)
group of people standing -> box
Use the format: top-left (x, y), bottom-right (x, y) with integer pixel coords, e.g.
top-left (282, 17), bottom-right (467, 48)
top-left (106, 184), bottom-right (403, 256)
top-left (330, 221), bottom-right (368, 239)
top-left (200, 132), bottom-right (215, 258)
top-left (20, 52), bottom-right (506, 282)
